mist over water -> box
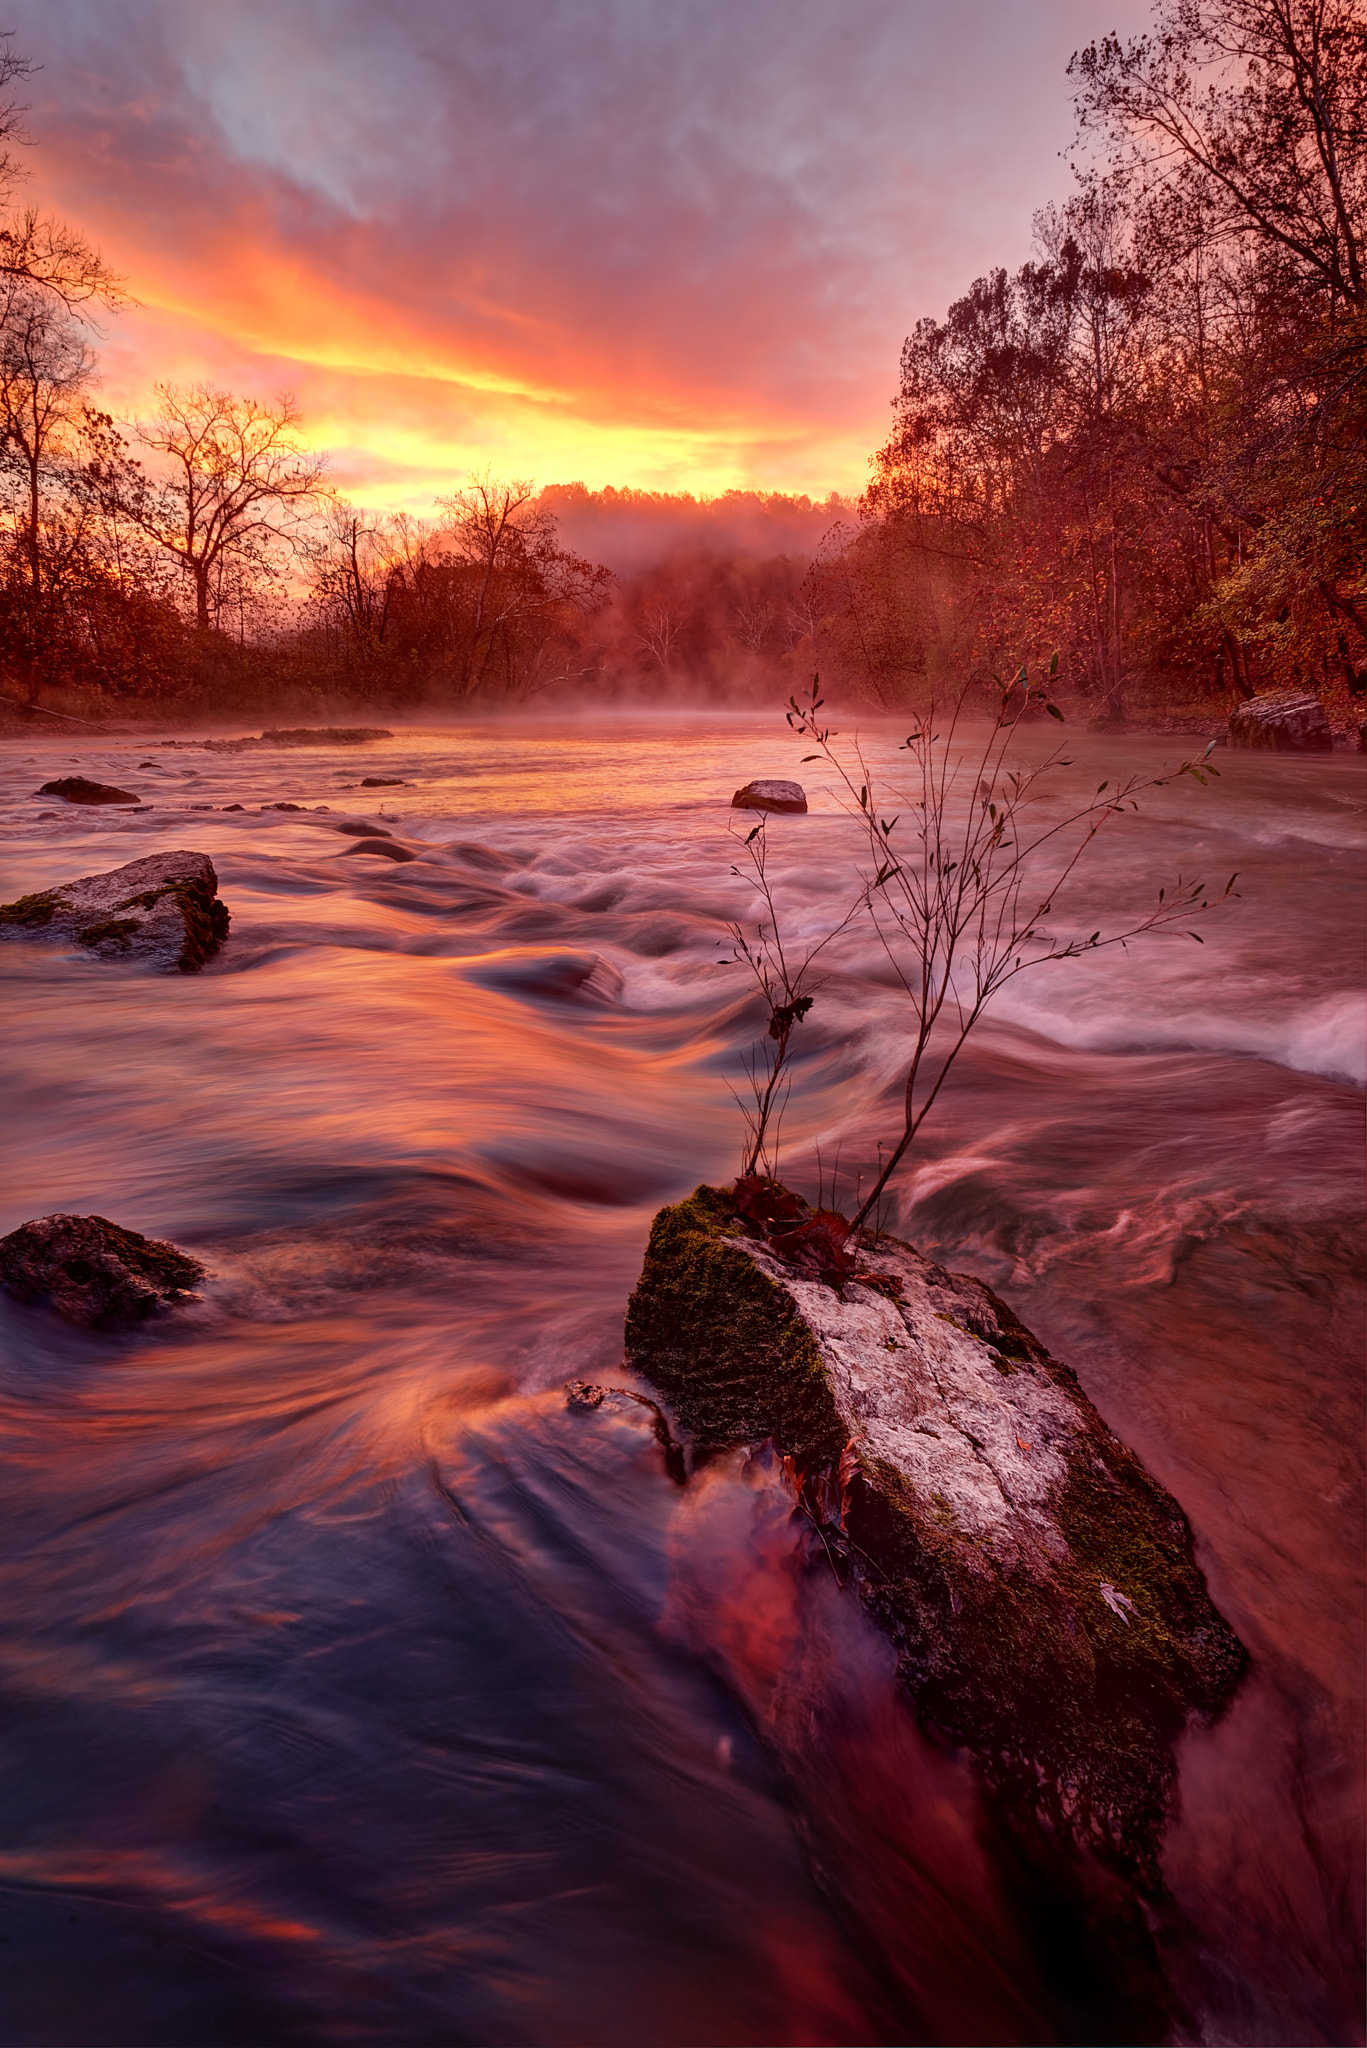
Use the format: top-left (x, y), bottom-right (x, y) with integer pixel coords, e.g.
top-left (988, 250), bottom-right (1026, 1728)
top-left (0, 718), bottom-right (1362, 2045)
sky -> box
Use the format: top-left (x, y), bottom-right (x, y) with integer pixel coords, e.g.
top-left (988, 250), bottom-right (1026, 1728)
top-left (13, 0), bottom-right (1152, 509)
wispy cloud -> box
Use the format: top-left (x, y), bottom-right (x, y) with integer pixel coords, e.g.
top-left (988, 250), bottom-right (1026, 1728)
top-left (15, 0), bottom-right (1149, 502)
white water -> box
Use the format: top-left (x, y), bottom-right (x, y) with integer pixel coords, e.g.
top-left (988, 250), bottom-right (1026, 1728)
top-left (0, 717), bottom-right (1362, 2045)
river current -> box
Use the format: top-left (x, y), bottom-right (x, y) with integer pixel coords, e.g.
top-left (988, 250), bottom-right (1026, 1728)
top-left (0, 715), bottom-right (1362, 2046)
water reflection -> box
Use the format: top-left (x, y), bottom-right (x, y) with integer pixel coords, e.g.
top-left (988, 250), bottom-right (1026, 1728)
top-left (0, 719), bottom-right (1362, 2043)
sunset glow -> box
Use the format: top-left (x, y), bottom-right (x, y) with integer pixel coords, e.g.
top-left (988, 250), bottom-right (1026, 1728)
top-left (18, 0), bottom-right (1149, 507)
top-left (0, 0), bottom-right (1362, 2038)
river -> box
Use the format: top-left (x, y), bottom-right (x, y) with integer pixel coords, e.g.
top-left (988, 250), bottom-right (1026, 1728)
top-left (0, 714), bottom-right (1362, 2046)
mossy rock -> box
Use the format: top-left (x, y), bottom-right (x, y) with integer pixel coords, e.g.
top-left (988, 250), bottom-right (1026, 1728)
top-left (626, 1184), bottom-right (1247, 1890)
top-left (0, 852), bottom-right (229, 973)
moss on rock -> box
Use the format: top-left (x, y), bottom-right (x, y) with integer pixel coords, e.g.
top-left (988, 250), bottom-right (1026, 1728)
top-left (0, 852), bottom-right (229, 973)
top-left (0, 888), bottom-right (71, 929)
top-left (624, 1184), bottom-right (846, 1461)
top-left (78, 917), bottom-right (142, 951)
top-left (625, 1183), bottom-right (1247, 1892)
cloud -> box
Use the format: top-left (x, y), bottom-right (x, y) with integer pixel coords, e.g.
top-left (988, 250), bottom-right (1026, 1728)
top-left (12, 0), bottom-right (1151, 501)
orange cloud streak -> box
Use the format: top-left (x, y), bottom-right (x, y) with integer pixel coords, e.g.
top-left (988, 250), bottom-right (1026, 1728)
top-left (17, 0), bottom-right (1152, 508)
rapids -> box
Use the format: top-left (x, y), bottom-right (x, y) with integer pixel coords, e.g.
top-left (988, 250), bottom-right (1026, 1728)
top-left (0, 716), bottom-right (1362, 2046)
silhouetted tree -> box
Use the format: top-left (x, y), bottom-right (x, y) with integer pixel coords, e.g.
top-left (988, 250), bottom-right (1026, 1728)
top-left (113, 386), bottom-right (327, 631)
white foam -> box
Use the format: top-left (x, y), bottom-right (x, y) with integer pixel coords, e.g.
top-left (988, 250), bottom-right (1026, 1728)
top-left (996, 981), bottom-right (1365, 1089)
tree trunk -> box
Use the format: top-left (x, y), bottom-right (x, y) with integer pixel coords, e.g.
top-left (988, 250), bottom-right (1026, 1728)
top-left (1221, 627), bottom-right (1256, 701)
top-left (27, 454), bottom-right (40, 596)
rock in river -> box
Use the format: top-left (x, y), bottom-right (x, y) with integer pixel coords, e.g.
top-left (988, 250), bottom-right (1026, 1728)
top-left (36, 775), bottom-right (140, 805)
top-left (341, 837), bottom-right (417, 861)
top-left (0, 850), bottom-right (230, 971)
top-left (0, 1213), bottom-right (205, 1328)
top-left (1228, 689), bottom-right (1332, 750)
top-left (731, 779), bottom-right (807, 813)
top-left (625, 1181), bottom-right (1247, 1893)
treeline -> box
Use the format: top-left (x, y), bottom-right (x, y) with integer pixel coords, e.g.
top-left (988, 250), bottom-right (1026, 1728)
top-left (299, 486), bottom-right (823, 708)
top-left (0, 30), bottom-right (834, 719)
top-left (1, 0), bottom-right (1362, 724)
top-left (813, 0), bottom-right (1366, 722)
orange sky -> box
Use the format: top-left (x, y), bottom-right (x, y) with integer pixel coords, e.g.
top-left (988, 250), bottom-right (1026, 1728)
top-left (21, 0), bottom-right (1150, 509)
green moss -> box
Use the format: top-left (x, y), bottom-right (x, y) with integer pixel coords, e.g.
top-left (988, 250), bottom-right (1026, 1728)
top-left (0, 888), bottom-right (70, 929)
top-left (835, 1403), bottom-right (1245, 1883)
top-left (625, 1179), bottom-right (1247, 1892)
top-left (624, 1184), bottom-right (846, 1460)
top-left (78, 918), bottom-right (142, 951)
top-left (114, 872), bottom-right (230, 972)
top-left (935, 1309), bottom-right (1018, 1371)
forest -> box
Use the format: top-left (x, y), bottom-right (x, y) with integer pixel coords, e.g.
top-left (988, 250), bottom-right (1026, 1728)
top-left (0, 0), bottom-right (1362, 729)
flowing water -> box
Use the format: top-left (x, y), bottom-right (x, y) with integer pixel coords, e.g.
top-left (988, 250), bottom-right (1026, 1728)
top-left (0, 716), bottom-right (1361, 2046)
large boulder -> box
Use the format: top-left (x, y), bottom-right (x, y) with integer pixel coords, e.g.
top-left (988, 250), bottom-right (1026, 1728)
top-left (0, 1213), bottom-right (205, 1328)
top-left (37, 775), bottom-right (139, 805)
top-left (1228, 690), bottom-right (1332, 750)
top-left (731, 779), bottom-right (807, 813)
top-left (625, 1181), bottom-right (1247, 1891)
top-left (0, 850), bottom-right (230, 972)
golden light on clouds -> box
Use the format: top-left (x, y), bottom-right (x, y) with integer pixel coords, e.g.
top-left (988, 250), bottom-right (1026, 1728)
top-left (19, 0), bottom-right (1151, 510)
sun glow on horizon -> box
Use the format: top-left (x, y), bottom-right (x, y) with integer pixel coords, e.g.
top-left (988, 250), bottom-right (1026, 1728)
top-left (22, 0), bottom-right (1148, 514)
top-left (93, 294), bottom-right (879, 511)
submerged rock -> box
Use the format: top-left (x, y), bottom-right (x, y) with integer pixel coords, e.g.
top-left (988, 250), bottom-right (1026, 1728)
top-left (625, 1182), bottom-right (1247, 1889)
top-left (565, 1380), bottom-right (687, 1482)
top-left (1228, 690), bottom-right (1332, 750)
top-left (341, 837), bottom-right (417, 861)
top-left (260, 726), bottom-right (392, 745)
top-left (36, 775), bottom-right (139, 805)
top-left (0, 1212), bottom-right (205, 1328)
top-left (0, 850), bottom-right (230, 971)
top-left (200, 726), bottom-right (394, 753)
top-left (731, 779), bottom-right (807, 813)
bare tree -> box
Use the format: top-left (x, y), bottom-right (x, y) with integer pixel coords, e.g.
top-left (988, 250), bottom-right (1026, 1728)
top-left (780, 672), bottom-right (1236, 1229)
top-left (117, 386), bottom-right (326, 630)
top-left (0, 291), bottom-right (94, 594)
top-left (725, 816), bottom-right (859, 1179)
top-left (304, 497), bottom-right (409, 658)
top-left (439, 474), bottom-right (538, 690)
top-left (0, 40), bottom-right (123, 310)
top-left (436, 475), bottom-right (609, 697)
top-left (636, 600), bottom-right (683, 677)
top-left (732, 594), bottom-right (774, 656)
top-left (1069, 0), bottom-right (1367, 310)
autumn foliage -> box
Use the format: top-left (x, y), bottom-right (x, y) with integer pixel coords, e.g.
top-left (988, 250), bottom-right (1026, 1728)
top-left (0, 0), bottom-right (1360, 725)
